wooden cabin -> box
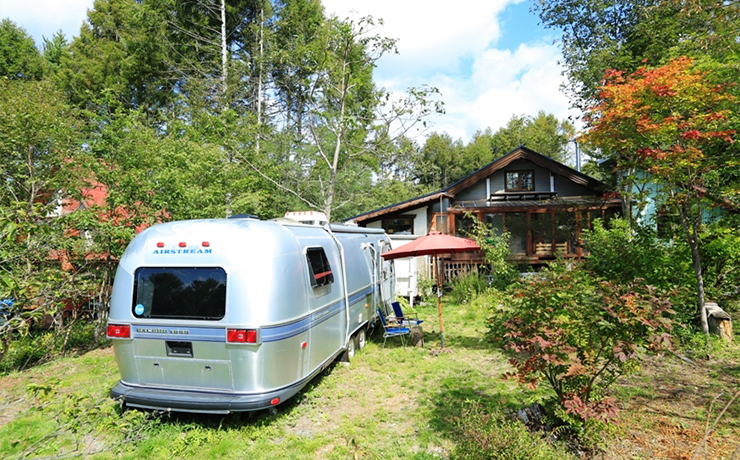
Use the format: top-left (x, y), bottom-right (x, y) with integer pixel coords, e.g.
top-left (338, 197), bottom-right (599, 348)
top-left (347, 147), bottom-right (622, 283)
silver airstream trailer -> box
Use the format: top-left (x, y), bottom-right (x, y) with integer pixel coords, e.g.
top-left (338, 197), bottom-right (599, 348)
top-left (106, 216), bottom-right (395, 413)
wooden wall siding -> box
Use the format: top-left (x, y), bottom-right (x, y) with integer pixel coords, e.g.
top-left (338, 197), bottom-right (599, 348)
top-left (553, 175), bottom-right (595, 197)
top-left (455, 179), bottom-right (488, 202)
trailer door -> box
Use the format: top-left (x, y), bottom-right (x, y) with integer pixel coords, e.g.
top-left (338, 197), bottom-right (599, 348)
top-left (379, 240), bottom-right (395, 306)
top-left (361, 243), bottom-right (381, 312)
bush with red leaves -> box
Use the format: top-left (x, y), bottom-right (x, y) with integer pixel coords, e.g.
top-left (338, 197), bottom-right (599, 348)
top-left (489, 262), bottom-right (673, 423)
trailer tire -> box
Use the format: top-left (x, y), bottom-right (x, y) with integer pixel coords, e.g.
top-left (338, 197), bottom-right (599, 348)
top-left (346, 335), bottom-right (356, 359)
top-left (355, 328), bottom-right (366, 350)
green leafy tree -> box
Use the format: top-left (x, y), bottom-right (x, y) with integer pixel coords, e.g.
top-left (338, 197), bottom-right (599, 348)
top-left (244, 16), bottom-right (442, 221)
top-left (41, 31), bottom-right (70, 75)
top-left (0, 80), bottom-right (87, 363)
top-left (0, 19), bottom-right (46, 80)
top-left (533, 0), bottom-right (740, 110)
top-left (490, 111), bottom-right (576, 164)
top-left (271, 0), bottom-right (325, 143)
top-left (417, 132), bottom-right (465, 189)
top-left (58, 0), bottom-right (176, 118)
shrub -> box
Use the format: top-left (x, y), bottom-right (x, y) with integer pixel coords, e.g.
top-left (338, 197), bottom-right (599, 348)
top-left (466, 213), bottom-right (519, 290)
top-left (701, 225), bottom-right (740, 313)
top-left (582, 217), bottom-right (695, 323)
top-left (489, 262), bottom-right (673, 423)
top-left (582, 218), bottom-right (690, 286)
top-left (416, 274), bottom-right (435, 304)
top-left (450, 399), bottom-right (574, 459)
top-left (449, 271), bottom-right (489, 304)
top-left (0, 321), bottom-right (100, 374)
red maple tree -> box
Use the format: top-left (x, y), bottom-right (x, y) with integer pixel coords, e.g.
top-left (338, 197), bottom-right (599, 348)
top-left (584, 56), bottom-right (737, 333)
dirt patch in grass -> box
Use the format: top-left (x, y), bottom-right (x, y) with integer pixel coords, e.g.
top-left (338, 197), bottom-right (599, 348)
top-left (606, 353), bottom-right (740, 459)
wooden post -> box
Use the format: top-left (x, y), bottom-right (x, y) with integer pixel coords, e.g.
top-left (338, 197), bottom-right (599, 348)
top-left (436, 255), bottom-right (445, 349)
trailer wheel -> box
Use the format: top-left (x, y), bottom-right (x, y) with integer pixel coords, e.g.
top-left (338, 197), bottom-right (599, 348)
top-left (346, 334), bottom-right (356, 359)
top-left (355, 328), bottom-right (366, 350)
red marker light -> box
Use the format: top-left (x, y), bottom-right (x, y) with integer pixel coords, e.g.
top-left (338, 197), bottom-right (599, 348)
top-left (270, 398), bottom-right (280, 406)
top-left (246, 329), bottom-right (257, 343)
top-left (202, 241), bottom-right (210, 247)
top-left (107, 324), bottom-right (131, 338)
top-left (227, 329), bottom-right (258, 343)
top-left (301, 342), bottom-right (307, 349)
top-left (156, 242), bottom-right (164, 248)
top-left (179, 242), bottom-right (187, 247)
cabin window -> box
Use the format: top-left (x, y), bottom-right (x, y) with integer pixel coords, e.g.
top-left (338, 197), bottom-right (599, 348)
top-left (505, 171), bottom-right (534, 191)
top-left (505, 212), bottom-right (528, 254)
top-left (455, 214), bottom-right (477, 237)
top-left (433, 214), bottom-right (449, 234)
top-left (484, 213), bottom-right (505, 236)
top-left (657, 208), bottom-right (680, 238)
top-left (554, 210), bottom-right (578, 254)
top-left (132, 267), bottom-right (226, 320)
top-left (382, 216), bottom-right (414, 234)
top-left (306, 248), bottom-right (334, 288)
top-left (531, 212), bottom-right (554, 255)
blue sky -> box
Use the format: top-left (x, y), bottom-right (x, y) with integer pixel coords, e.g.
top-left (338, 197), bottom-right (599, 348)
top-left (0, 0), bottom-right (577, 143)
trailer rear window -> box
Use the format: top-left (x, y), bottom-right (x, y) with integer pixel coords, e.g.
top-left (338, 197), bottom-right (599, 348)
top-left (133, 267), bottom-right (226, 320)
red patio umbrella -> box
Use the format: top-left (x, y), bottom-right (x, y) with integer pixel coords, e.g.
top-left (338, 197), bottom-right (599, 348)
top-left (382, 231), bottom-right (480, 348)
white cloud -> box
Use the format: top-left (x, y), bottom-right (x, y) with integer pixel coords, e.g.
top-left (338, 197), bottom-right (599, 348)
top-left (322, 0), bottom-right (511, 77)
top-left (466, 43), bottom-right (576, 133)
top-left (0, 0), bottom-right (92, 44)
top-left (321, 1), bottom-right (578, 142)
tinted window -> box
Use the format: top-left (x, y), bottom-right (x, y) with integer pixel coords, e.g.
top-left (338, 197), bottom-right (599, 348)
top-left (382, 216), bottom-right (414, 235)
top-left (306, 248), bottom-right (334, 288)
top-left (133, 267), bottom-right (226, 320)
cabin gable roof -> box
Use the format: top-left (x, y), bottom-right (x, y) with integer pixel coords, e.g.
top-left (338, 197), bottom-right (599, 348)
top-left (348, 190), bottom-right (451, 223)
top-left (446, 146), bottom-right (604, 195)
top-left (347, 146), bottom-right (607, 224)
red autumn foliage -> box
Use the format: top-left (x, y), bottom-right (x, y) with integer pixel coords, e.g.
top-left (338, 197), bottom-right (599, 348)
top-left (489, 263), bottom-right (673, 423)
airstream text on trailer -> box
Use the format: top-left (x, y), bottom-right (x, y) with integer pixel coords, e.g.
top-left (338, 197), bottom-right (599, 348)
top-left (107, 217), bottom-right (395, 413)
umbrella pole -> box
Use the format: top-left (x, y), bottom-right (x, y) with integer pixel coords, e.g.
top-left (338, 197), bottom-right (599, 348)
top-left (436, 256), bottom-right (444, 348)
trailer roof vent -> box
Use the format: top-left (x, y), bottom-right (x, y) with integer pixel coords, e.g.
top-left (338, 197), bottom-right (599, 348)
top-left (228, 214), bottom-right (260, 220)
top-left (284, 211), bottom-right (328, 226)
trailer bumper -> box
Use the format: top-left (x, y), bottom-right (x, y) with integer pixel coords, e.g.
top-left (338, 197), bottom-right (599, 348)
top-left (110, 380), bottom-right (304, 414)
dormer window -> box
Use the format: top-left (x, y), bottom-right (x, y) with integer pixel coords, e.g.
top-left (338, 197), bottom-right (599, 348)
top-left (505, 171), bottom-right (534, 191)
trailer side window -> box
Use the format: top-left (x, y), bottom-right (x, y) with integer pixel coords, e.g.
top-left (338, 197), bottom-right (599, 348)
top-left (306, 248), bottom-right (334, 288)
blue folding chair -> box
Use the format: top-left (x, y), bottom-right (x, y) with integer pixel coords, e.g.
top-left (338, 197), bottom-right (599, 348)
top-left (391, 301), bottom-right (423, 327)
top-left (377, 308), bottom-right (410, 348)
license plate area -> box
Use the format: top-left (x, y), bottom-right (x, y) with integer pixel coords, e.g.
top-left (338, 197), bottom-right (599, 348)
top-left (166, 341), bottom-right (193, 357)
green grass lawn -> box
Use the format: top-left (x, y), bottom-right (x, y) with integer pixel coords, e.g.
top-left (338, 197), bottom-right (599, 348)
top-left (0, 299), bottom-right (738, 459)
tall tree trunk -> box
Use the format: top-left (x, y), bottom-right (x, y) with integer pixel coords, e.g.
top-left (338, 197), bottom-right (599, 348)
top-left (220, 0), bottom-right (232, 217)
top-left (220, 0), bottom-right (227, 96)
top-left (620, 166), bottom-right (635, 229)
top-left (676, 192), bottom-right (709, 335)
top-left (255, 3), bottom-right (264, 156)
